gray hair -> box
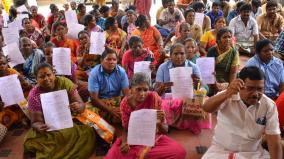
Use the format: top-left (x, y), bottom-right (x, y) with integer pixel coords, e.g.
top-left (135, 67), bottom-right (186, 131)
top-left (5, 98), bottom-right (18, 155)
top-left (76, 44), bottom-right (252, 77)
top-left (170, 43), bottom-right (185, 55)
top-left (130, 72), bottom-right (150, 87)
top-left (20, 37), bottom-right (31, 46)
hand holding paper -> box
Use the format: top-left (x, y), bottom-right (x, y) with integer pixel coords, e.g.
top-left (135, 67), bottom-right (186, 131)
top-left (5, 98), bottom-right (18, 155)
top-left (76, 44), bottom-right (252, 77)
top-left (127, 109), bottom-right (157, 147)
top-left (40, 90), bottom-right (73, 131)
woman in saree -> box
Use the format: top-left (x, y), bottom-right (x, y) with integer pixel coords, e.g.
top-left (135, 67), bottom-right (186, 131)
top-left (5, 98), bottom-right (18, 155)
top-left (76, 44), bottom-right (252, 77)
top-left (77, 3), bottom-right (87, 24)
top-left (51, 22), bottom-right (78, 63)
top-left (0, 54), bottom-right (31, 128)
top-left (15, 37), bottom-right (45, 85)
top-left (88, 47), bottom-right (129, 124)
top-left (122, 36), bottom-right (156, 80)
top-left (105, 72), bottom-right (186, 159)
top-left (199, 16), bottom-right (226, 56)
top-left (24, 63), bottom-right (96, 159)
top-left (132, 15), bottom-right (164, 65)
top-left (104, 17), bottom-right (127, 61)
top-left (207, 27), bottom-right (239, 95)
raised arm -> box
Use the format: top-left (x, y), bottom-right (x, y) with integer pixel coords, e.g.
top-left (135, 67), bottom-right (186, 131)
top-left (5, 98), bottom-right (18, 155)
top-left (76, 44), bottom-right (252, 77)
top-left (202, 79), bottom-right (244, 113)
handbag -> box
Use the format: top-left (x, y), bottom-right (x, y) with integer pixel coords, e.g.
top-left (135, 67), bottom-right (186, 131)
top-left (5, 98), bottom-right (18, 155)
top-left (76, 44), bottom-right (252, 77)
top-left (75, 109), bottom-right (115, 144)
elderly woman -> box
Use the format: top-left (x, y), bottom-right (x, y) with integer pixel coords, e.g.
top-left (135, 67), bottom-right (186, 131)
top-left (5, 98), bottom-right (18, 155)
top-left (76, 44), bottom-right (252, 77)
top-left (30, 6), bottom-right (46, 30)
top-left (0, 54), bottom-right (31, 128)
top-left (207, 27), bottom-right (239, 95)
top-left (104, 17), bottom-right (127, 60)
top-left (122, 36), bottom-right (156, 79)
top-left (132, 15), bottom-right (164, 64)
top-left (88, 47), bottom-right (129, 123)
top-left (155, 43), bottom-right (201, 96)
top-left (122, 10), bottom-right (137, 41)
top-left (51, 22), bottom-right (78, 63)
top-left (105, 72), bottom-right (186, 159)
top-left (246, 39), bottom-right (284, 100)
top-left (15, 37), bottom-right (45, 85)
top-left (199, 16), bottom-right (226, 56)
top-left (184, 38), bottom-right (200, 64)
top-left (23, 63), bottom-right (95, 158)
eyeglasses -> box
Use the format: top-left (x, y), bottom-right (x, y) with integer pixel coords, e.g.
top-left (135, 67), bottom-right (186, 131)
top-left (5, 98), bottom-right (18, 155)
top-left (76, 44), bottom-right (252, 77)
top-left (242, 85), bottom-right (264, 92)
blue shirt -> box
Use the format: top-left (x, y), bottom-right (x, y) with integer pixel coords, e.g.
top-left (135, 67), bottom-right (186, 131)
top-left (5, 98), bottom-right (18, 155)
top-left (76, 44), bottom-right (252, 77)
top-left (206, 10), bottom-right (223, 28)
top-left (156, 60), bottom-right (201, 83)
top-left (88, 64), bottom-right (129, 99)
top-left (246, 55), bottom-right (284, 99)
top-left (227, 10), bottom-right (238, 24)
top-left (274, 30), bottom-right (284, 55)
top-left (96, 17), bottom-right (106, 30)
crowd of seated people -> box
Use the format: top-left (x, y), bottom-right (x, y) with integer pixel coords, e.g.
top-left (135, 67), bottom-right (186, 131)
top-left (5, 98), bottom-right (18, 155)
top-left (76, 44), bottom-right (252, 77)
top-left (0, 0), bottom-right (283, 158)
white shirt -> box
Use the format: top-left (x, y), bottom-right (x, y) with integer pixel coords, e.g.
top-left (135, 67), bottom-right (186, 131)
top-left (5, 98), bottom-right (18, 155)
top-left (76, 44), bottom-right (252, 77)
top-left (213, 93), bottom-right (280, 152)
top-left (251, 7), bottom-right (262, 19)
top-left (159, 8), bottom-right (185, 31)
top-left (229, 15), bottom-right (259, 41)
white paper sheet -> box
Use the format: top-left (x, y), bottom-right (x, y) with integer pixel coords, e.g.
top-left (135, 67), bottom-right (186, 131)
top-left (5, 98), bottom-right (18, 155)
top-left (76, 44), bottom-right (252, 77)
top-left (28, 0), bottom-right (38, 6)
top-left (0, 74), bottom-right (25, 107)
top-left (2, 42), bottom-right (25, 68)
top-left (52, 48), bottom-right (72, 75)
top-left (134, 61), bottom-right (151, 78)
top-left (8, 14), bottom-right (29, 30)
top-left (40, 90), bottom-right (73, 131)
top-left (194, 13), bottom-right (204, 28)
top-left (89, 32), bottom-right (106, 55)
top-left (67, 23), bottom-right (85, 39)
top-left (65, 10), bottom-right (79, 25)
top-left (16, 5), bottom-right (29, 13)
top-left (2, 27), bottom-right (19, 45)
top-left (170, 67), bottom-right (194, 99)
top-left (2, 12), bottom-right (9, 28)
top-left (196, 57), bottom-right (215, 84)
top-left (127, 109), bottom-right (157, 146)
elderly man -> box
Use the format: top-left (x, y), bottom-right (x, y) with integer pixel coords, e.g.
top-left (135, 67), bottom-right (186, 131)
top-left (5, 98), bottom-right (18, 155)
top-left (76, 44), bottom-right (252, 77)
top-left (202, 66), bottom-right (282, 159)
top-left (14, 37), bottom-right (45, 84)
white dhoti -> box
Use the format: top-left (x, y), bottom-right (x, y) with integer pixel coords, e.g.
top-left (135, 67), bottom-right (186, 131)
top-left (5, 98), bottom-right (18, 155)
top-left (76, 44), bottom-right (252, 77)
top-left (202, 144), bottom-right (270, 159)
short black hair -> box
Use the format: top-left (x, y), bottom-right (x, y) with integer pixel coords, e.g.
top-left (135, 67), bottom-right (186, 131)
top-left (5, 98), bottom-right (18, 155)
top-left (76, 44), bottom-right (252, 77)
top-left (239, 3), bottom-right (252, 12)
top-left (239, 66), bottom-right (265, 81)
top-left (101, 47), bottom-right (117, 60)
top-left (129, 36), bottom-right (143, 47)
top-left (34, 63), bottom-right (54, 77)
top-left (83, 14), bottom-right (94, 26)
top-left (104, 17), bottom-right (116, 30)
top-left (184, 8), bottom-right (195, 18)
top-left (77, 3), bottom-right (85, 11)
top-left (192, 2), bottom-right (205, 11)
top-left (212, 2), bottom-right (220, 7)
top-left (135, 14), bottom-right (147, 28)
top-left (236, 1), bottom-right (246, 11)
top-left (255, 39), bottom-right (273, 54)
top-left (266, 1), bottom-right (278, 9)
top-left (252, 0), bottom-right (261, 8)
top-left (99, 5), bottom-right (110, 13)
